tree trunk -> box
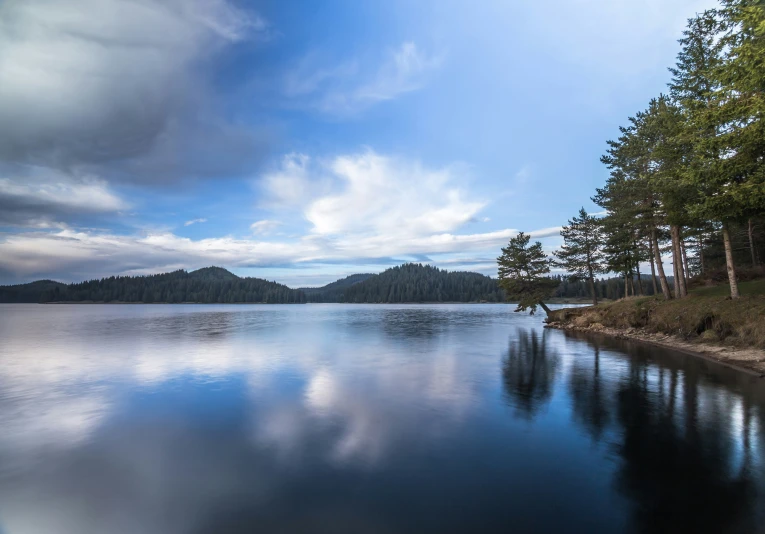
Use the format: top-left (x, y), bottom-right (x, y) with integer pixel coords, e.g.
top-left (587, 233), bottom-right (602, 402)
top-left (722, 222), bottom-right (740, 299)
top-left (636, 261), bottom-right (643, 295)
top-left (588, 266), bottom-right (598, 306)
top-left (652, 228), bottom-right (672, 299)
top-left (538, 301), bottom-right (551, 316)
top-left (676, 226), bottom-right (687, 297)
top-left (624, 273), bottom-right (629, 298)
top-left (698, 233), bottom-right (705, 274)
top-left (681, 238), bottom-right (690, 285)
top-left (749, 218), bottom-right (758, 266)
top-left (670, 225), bottom-right (687, 298)
top-left (648, 244), bottom-right (659, 295)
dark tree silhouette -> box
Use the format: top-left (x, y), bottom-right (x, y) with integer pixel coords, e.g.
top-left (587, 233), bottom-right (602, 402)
top-left (501, 329), bottom-right (559, 420)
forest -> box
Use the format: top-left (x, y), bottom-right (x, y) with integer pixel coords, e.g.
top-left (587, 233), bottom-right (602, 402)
top-left (1, 264), bottom-right (652, 304)
top-left (300, 273), bottom-right (375, 303)
top-left (1, 264), bottom-right (508, 304)
top-left (500, 1), bottom-right (764, 309)
top-left (587, 1), bottom-right (764, 301)
top-left (0, 267), bottom-right (306, 304)
top-left (330, 264), bottom-right (505, 303)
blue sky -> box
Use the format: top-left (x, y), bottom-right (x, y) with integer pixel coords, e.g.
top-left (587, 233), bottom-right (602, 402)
top-left (0, 0), bottom-right (716, 286)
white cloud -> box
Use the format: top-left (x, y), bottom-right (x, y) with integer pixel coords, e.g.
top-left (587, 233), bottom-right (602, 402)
top-left (250, 219), bottom-right (282, 235)
top-left (304, 150), bottom-right (483, 238)
top-left (0, 150), bottom-right (564, 283)
top-left (284, 42), bottom-right (443, 115)
top-left (0, 223), bottom-right (557, 285)
top-left (0, 229), bottom-right (312, 281)
top-left (184, 218), bottom-right (207, 227)
top-left (353, 42), bottom-right (443, 103)
top-left (260, 153), bottom-right (319, 208)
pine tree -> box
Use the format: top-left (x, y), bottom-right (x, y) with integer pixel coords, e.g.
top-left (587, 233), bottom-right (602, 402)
top-left (597, 113), bottom-right (674, 300)
top-left (641, 96), bottom-right (697, 298)
top-left (553, 208), bottom-right (606, 305)
top-left (681, 3), bottom-right (765, 298)
top-left (669, 11), bottom-right (725, 112)
top-left (497, 232), bottom-right (557, 316)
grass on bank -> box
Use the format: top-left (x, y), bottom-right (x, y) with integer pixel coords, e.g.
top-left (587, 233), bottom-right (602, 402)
top-left (547, 278), bottom-right (765, 349)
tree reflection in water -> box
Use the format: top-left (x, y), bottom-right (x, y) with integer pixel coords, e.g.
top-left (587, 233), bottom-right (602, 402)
top-left (567, 333), bottom-right (762, 533)
top-left (568, 340), bottom-right (611, 440)
top-left (501, 329), bottom-right (559, 421)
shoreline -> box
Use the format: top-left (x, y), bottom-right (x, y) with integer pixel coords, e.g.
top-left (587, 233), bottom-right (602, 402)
top-left (545, 321), bottom-right (765, 378)
top-left (38, 301), bottom-right (505, 305)
top-left (12, 301), bottom-right (507, 306)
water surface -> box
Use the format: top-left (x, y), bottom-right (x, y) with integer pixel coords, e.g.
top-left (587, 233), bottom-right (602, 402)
top-left (0, 304), bottom-right (763, 533)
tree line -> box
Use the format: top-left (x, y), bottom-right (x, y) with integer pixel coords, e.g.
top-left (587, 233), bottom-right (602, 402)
top-left (14, 267), bottom-right (307, 304)
top-left (2, 264), bottom-right (670, 305)
top-left (0, 264), bottom-right (508, 304)
top-left (499, 1), bottom-right (764, 312)
top-left (550, 274), bottom-right (661, 301)
top-left (332, 263), bottom-right (506, 303)
top-left (300, 274), bottom-right (375, 303)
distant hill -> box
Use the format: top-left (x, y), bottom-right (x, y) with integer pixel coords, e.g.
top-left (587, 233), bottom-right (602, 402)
top-left (0, 264), bottom-right (509, 304)
top-left (188, 266), bottom-right (240, 282)
top-left (0, 280), bottom-right (68, 303)
top-left (0, 267), bottom-right (305, 304)
top-left (300, 273), bottom-right (375, 303)
top-left (337, 264), bottom-right (505, 303)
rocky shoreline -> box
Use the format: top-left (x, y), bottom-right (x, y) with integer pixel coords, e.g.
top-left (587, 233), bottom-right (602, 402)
top-left (545, 320), bottom-right (765, 377)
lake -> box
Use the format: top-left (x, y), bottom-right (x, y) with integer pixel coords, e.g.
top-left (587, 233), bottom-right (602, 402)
top-left (0, 303), bottom-right (763, 533)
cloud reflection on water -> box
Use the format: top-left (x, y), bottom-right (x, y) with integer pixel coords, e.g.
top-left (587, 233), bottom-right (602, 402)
top-left (0, 305), bottom-right (491, 473)
top-left (0, 304), bottom-right (763, 534)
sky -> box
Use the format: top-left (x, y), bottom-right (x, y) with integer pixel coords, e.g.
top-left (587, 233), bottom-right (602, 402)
top-left (0, 0), bottom-right (717, 287)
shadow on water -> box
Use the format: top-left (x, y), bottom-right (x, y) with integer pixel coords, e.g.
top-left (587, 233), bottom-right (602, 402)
top-left (568, 341), bottom-right (610, 440)
top-left (565, 331), bottom-right (765, 534)
top-left (501, 329), bottom-right (559, 421)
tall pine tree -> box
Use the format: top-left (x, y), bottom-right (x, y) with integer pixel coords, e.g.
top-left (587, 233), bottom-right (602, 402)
top-left (553, 208), bottom-right (606, 305)
top-left (682, 3), bottom-right (765, 298)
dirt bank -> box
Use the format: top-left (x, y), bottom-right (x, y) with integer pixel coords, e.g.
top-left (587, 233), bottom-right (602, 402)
top-left (546, 319), bottom-right (765, 376)
top-left (545, 288), bottom-right (765, 376)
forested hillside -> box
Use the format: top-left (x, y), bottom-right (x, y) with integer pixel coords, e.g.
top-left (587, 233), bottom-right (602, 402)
top-left (300, 273), bottom-right (374, 303)
top-left (0, 267), bottom-right (306, 303)
top-left (0, 264), bottom-right (508, 304)
top-left (0, 280), bottom-right (68, 303)
top-left (338, 264), bottom-right (505, 303)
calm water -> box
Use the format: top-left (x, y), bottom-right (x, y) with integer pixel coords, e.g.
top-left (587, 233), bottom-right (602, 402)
top-left (0, 304), bottom-right (764, 534)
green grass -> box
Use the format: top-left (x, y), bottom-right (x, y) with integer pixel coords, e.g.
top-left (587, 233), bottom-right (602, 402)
top-left (548, 278), bottom-right (765, 348)
top-left (689, 279), bottom-right (765, 298)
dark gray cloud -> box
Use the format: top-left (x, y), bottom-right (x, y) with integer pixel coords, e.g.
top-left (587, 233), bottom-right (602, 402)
top-left (0, 166), bottom-right (128, 228)
top-left (0, 0), bottom-right (269, 184)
